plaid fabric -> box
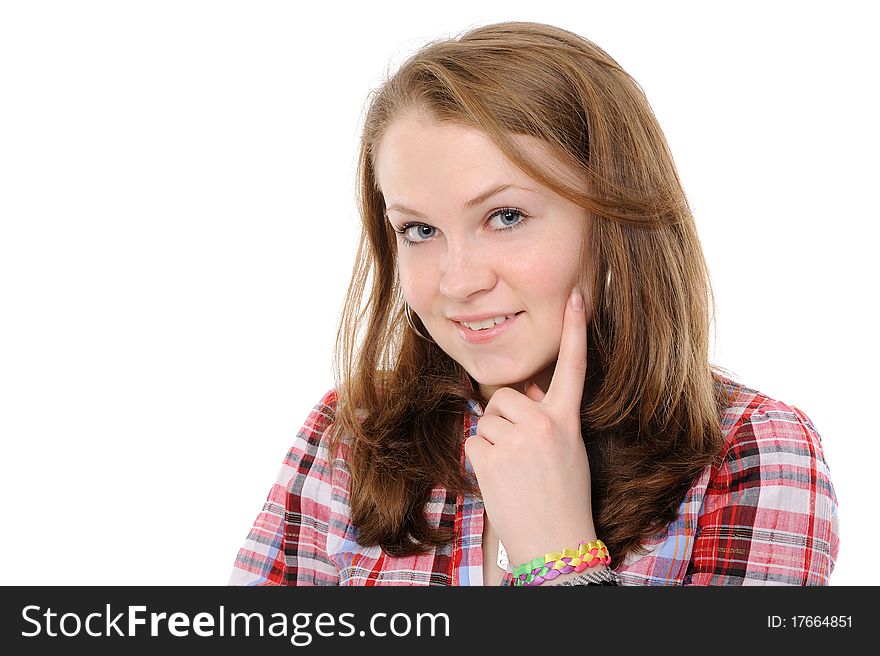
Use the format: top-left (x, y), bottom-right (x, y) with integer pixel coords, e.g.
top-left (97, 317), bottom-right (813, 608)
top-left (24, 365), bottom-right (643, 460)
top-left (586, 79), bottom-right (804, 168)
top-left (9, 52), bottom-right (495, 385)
top-left (229, 377), bottom-right (839, 586)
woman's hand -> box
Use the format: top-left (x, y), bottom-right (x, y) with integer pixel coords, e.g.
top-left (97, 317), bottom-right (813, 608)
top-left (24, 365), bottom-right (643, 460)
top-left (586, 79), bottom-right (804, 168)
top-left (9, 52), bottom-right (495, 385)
top-left (464, 288), bottom-right (596, 569)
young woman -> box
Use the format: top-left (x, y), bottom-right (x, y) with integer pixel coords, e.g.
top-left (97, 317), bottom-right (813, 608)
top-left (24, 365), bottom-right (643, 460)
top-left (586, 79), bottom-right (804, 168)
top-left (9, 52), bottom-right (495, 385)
top-left (230, 21), bottom-right (839, 586)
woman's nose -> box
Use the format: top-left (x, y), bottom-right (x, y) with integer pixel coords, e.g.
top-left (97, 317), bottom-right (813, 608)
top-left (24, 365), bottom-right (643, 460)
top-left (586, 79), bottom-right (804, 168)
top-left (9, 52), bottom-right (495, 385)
top-left (439, 240), bottom-right (497, 300)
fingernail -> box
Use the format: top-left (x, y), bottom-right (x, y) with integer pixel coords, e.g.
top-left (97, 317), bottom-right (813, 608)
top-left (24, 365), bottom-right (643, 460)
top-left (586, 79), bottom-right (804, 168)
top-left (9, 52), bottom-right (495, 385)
top-left (571, 288), bottom-right (584, 311)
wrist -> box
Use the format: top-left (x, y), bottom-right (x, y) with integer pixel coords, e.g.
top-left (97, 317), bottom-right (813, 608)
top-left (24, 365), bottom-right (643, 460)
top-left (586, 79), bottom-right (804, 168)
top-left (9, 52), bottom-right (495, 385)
top-left (505, 526), bottom-right (598, 570)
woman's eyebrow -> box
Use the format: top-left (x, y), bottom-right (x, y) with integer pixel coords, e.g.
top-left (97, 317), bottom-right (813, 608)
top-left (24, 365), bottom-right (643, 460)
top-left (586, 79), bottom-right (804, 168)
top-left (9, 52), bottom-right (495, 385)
top-left (384, 183), bottom-right (536, 219)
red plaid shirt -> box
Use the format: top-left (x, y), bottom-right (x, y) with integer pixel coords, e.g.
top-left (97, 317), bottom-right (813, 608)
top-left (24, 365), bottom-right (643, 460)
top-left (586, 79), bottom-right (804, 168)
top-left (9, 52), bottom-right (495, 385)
top-left (230, 376), bottom-right (839, 585)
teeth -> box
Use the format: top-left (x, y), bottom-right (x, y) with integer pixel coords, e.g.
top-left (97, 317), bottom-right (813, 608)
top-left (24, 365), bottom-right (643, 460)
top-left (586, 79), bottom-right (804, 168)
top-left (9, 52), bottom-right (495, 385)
top-left (460, 314), bottom-right (513, 331)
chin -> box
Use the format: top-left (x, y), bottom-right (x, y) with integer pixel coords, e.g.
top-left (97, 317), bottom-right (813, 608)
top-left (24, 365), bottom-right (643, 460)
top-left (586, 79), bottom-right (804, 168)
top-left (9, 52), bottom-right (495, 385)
top-left (462, 363), bottom-right (529, 389)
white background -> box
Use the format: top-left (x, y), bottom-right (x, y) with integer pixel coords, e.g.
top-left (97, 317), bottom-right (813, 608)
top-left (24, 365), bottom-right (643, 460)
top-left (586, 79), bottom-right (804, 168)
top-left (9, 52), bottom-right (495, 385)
top-left (1, 0), bottom-right (876, 586)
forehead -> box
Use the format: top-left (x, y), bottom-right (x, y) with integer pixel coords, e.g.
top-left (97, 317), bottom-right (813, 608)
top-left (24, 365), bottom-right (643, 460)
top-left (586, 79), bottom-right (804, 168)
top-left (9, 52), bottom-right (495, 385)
top-left (373, 115), bottom-right (577, 201)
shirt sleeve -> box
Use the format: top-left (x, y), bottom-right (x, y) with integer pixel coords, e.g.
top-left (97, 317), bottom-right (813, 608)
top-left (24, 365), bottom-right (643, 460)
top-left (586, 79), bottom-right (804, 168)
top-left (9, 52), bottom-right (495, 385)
top-left (686, 402), bottom-right (839, 585)
top-left (228, 390), bottom-right (341, 585)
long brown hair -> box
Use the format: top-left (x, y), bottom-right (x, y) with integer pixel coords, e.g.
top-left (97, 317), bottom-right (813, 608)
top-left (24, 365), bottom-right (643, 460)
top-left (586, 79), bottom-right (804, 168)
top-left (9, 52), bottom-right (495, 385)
top-left (329, 21), bottom-right (739, 563)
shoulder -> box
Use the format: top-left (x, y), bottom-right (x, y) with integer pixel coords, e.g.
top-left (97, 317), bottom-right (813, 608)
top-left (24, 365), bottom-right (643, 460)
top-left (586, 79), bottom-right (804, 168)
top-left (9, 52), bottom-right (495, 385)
top-left (705, 376), bottom-right (838, 535)
top-left (228, 389), bottom-right (347, 585)
top-left (714, 377), bottom-right (832, 477)
top-left (297, 389), bottom-right (340, 447)
top-left (687, 377), bottom-right (840, 584)
top-left (278, 389), bottom-right (351, 489)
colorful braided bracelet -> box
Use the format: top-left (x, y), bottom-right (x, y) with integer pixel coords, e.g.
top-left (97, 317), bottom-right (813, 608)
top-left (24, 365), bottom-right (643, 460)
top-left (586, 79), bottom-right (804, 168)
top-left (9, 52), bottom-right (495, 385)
top-left (512, 539), bottom-right (611, 587)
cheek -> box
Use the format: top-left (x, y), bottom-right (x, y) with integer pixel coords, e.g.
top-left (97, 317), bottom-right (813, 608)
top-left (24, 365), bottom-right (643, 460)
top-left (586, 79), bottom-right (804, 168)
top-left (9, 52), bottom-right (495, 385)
top-left (397, 254), bottom-right (437, 310)
top-left (510, 241), bottom-right (580, 297)
top-left (509, 241), bottom-right (587, 322)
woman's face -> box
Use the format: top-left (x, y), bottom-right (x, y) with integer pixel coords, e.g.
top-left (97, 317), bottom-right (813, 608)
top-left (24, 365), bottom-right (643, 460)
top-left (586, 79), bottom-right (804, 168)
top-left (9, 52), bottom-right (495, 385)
top-left (374, 112), bottom-right (592, 399)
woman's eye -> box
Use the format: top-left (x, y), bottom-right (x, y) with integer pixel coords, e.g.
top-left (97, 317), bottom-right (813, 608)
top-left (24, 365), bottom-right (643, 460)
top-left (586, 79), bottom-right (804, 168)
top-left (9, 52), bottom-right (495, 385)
top-left (402, 224), bottom-right (437, 242)
top-left (488, 208), bottom-right (525, 230)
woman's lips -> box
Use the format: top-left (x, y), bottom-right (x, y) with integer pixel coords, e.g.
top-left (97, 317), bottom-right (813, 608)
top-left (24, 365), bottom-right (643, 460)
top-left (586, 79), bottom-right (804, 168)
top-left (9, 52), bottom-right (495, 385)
top-left (454, 312), bottom-right (522, 344)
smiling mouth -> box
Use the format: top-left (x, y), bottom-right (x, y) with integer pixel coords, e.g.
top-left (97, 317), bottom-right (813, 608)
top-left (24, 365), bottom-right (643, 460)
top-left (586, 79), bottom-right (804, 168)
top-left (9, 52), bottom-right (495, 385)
top-left (455, 312), bottom-right (523, 331)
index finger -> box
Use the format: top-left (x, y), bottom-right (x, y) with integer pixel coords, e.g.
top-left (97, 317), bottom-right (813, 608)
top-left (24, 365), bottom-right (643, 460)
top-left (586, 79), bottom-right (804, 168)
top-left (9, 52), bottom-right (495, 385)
top-left (544, 288), bottom-right (588, 412)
